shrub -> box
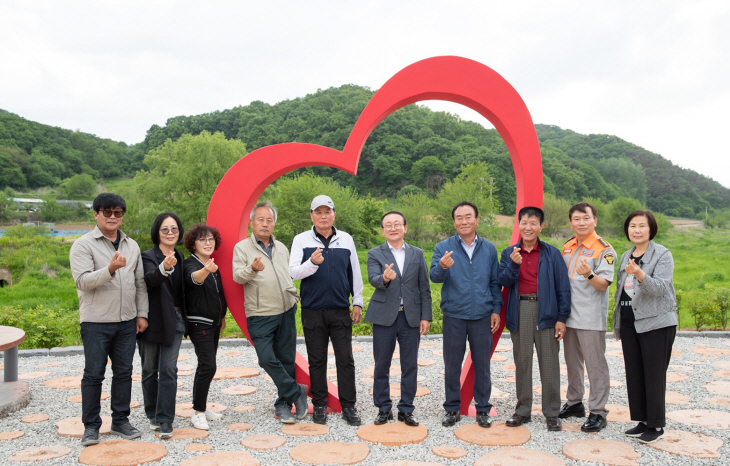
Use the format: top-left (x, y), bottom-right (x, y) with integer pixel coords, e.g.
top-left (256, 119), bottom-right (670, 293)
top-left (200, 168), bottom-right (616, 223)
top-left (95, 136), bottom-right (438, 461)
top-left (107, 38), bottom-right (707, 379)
top-left (0, 305), bottom-right (79, 349)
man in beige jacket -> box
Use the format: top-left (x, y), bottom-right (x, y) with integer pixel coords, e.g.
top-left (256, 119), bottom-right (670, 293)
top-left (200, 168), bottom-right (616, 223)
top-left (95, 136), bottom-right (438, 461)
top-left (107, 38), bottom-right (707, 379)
top-left (232, 201), bottom-right (308, 424)
top-left (69, 193), bottom-right (148, 446)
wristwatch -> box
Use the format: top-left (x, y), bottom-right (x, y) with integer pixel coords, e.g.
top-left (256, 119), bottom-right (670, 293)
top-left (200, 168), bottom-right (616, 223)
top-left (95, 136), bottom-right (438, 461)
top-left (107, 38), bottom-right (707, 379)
top-left (586, 272), bottom-right (595, 280)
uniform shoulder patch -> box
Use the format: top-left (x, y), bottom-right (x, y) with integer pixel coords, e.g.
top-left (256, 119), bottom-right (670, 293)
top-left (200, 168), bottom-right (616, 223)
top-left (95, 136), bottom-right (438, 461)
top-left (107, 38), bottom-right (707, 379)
top-left (604, 253), bottom-right (615, 265)
top-left (564, 236), bottom-right (576, 245)
top-left (598, 237), bottom-right (611, 248)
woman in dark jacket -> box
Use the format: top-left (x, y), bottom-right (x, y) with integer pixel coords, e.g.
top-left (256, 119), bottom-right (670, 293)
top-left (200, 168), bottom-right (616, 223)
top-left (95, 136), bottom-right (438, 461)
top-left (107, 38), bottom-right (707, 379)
top-left (613, 210), bottom-right (677, 445)
top-left (183, 224), bottom-right (228, 430)
top-left (138, 212), bottom-right (186, 439)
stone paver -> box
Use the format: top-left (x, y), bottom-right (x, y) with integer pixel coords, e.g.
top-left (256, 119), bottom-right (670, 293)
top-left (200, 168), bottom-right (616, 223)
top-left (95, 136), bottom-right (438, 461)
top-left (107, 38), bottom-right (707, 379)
top-left (666, 391), bottom-right (692, 404)
top-left (178, 354), bottom-right (190, 361)
top-left (56, 416), bottom-right (111, 437)
top-left (184, 443), bottom-right (213, 452)
top-left (176, 402), bottom-right (226, 417)
top-left (156, 428), bottom-right (209, 440)
top-left (356, 422), bottom-right (428, 446)
top-left (18, 371), bottom-right (50, 379)
top-left (495, 345), bottom-right (511, 352)
top-left (605, 404), bottom-right (632, 422)
top-left (213, 367), bottom-right (259, 380)
top-left (648, 430), bottom-right (723, 459)
top-left (705, 381), bottom-right (730, 396)
top-left (227, 423), bottom-right (252, 431)
top-left (8, 445), bottom-right (71, 462)
top-left (233, 405), bottom-right (255, 412)
top-left (666, 372), bottom-right (689, 382)
top-left (361, 365), bottom-right (401, 377)
top-left (369, 384), bottom-right (430, 398)
top-left (455, 423), bottom-right (530, 446)
top-left (667, 409), bottom-right (730, 429)
top-left (491, 354), bottom-right (507, 362)
top-left (241, 433), bottom-right (286, 450)
top-left (714, 370), bottom-right (730, 378)
top-left (708, 397), bottom-right (730, 407)
top-left (223, 350), bottom-right (241, 357)
top-left (562, 423), bottom-right (583, 433)
top-left (432, 350), bottom-right (443, 356)
top-left (692, 347), bottom-right (730, 356)
top-left (282, 423), bottom-right (328, 436)
top-left (68, 392), bottom-right (109, 403)
top-left (37, 362), bottom-right (62, 367)
top-left (490, 387), bottom-right (510, 399)
top-left (380, 462), bottom-right (441, 466)
top-left (329, 344), bottom-right (363, 354)
top-left (562, 439), bottom-right (640, 466)
top-left (221, 384), bottom-right (256, 395)
top-left (432, 445), bottom-right (467, 459)
top-left (475, 447), bottom-right (566, 465)
top-left (180, 451), bottom-right (260, 465)
top-left (0, 431), bottom-right (24, 441)
top-left (714, 360), bottom-right (730, 370)
top-left (42, 375), bottom-right (82, 389)
top-left (417, 358), bottom-right (436, 366)
top-left (503, 363), bottom-right (516, 371)
top-left (289, 442), bottom-right (370, 465)
top-left (78, 440), bottom-right (167, 465)
top-left (21, 413), bottom-right (48, 423)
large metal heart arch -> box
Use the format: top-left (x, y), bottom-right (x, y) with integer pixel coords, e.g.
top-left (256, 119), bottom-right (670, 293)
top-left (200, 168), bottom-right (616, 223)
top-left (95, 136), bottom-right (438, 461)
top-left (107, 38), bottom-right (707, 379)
top-left (208, 56), bottom-right (543, 412)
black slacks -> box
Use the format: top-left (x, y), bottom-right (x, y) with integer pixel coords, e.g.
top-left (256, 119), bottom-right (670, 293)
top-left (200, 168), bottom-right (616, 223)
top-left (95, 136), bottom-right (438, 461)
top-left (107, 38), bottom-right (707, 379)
top-left (620, 324), bottom-right (676, 428)
top-left (188, 322), bottom-right (220, 413)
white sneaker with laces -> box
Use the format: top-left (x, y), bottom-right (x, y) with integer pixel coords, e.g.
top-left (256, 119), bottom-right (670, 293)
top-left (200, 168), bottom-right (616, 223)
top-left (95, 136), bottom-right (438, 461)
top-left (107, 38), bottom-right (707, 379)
top-left (205, 409), bottom-right (223, 421)
top-left (191, 411), bottom-right (210, 430)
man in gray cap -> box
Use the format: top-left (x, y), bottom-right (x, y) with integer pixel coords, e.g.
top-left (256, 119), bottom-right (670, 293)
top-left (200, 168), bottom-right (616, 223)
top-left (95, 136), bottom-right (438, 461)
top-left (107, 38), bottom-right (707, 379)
top-left (289, 195), bottom-right (364, 426)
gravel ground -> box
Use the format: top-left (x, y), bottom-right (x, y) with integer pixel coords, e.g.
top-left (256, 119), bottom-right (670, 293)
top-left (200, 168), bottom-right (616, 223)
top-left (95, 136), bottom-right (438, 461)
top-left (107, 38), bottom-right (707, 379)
top-left (1, 334), bottom-right (729, 465)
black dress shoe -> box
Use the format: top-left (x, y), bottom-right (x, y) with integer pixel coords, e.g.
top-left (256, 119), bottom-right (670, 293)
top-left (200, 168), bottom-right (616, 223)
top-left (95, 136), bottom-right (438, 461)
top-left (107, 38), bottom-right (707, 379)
top-left (442, 411), bottom-right (461, 427)
top-left (342, 407), bottom-right (362, 426)
top-left (81, 427), bottom-right (100, 446)
top-left (546, 416), bottom-right (562, 431)
top-left (159, 422), bottom-right (173, 439)
top-left (476, 412), bottom-right (492, 428)
top-left (313, 406), bottom-right (327, 425)
top-left (110, 422), bottom-right (142, 440)
top-left (506, 413), bottom-right (531, 427)
top-left (397, 411), bottom-right (419, 427)
top-left (558, 402), bottom-right (586, 419)
top-left (581, 413), bottom-right (607, 432)
top-left (374, 410), bottom-right (393, 425)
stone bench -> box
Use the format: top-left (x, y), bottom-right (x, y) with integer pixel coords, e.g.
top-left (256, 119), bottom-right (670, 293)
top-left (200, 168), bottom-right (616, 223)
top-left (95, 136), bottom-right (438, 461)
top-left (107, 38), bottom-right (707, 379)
top-left (0, 326), bottom-right (30, 417)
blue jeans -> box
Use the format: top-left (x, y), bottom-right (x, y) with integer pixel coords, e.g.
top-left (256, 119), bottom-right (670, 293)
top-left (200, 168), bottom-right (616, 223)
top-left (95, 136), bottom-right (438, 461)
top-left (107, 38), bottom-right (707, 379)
top-left (80, 319), bottom-right (137, 429)
top-left (137, 312), bottom-right (185, 424)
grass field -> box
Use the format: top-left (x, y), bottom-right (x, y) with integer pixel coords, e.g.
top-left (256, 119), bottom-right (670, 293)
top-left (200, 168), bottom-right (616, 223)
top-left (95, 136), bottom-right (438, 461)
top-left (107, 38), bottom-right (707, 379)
top-left (2, 226), bottom-right (729, 348)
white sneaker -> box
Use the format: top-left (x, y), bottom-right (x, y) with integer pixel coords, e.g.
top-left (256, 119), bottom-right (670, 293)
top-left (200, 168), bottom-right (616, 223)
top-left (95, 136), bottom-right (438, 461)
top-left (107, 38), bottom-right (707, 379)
top-left (191, 411), bottom-right (210, 430)
top-left (205, 409), bottom-right (223, 421)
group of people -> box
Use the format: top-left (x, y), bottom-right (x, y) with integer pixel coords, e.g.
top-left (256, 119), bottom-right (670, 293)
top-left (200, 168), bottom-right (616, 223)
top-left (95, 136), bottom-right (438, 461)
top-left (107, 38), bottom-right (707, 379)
top-left (69, 192), bottom-right (677, 448)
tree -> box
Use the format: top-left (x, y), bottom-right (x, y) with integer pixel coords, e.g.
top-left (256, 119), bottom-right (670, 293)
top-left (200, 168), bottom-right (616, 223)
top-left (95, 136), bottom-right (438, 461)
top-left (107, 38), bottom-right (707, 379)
top-left (0, 188), bottom-right (17, 223)
top-left (541, 193), bottom-right (571, 237)
top-left (134, 131), bottom-right (246, 227)
top-left (38, 194), bottom-right (70, 222)
top-left (435, 162), bottom-right (499, 235)
top-left (0, 149), bottom-right (27, 189)
top-left (59, 174), bottom-right (97, 199)
top-left (394, 192), bottom-right (436, 243)
top-left (411, 156), bottom-right (446, 190)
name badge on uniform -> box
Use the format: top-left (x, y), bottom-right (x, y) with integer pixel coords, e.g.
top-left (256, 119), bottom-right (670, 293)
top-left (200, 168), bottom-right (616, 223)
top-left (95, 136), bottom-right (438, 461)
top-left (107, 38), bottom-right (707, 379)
top-left (581, 249), bottom-right (594, 256)
top-left (564, 248), bottom-right (572, 253)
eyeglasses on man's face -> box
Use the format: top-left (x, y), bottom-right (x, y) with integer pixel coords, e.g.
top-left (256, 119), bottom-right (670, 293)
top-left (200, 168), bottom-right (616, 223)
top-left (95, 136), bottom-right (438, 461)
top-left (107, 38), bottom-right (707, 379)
top-left (160, 227), bottom-right (179, 235)
top-left (196, 237), bottom-right (215, 244)
top-left (100, 209), bottom-right (124, 218)
top-left (383, 223), bottom-right (404, 230)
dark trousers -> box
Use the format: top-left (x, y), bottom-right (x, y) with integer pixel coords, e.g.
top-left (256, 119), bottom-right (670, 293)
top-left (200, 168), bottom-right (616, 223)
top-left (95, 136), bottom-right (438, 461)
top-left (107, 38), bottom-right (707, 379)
top-left (248, 305), bottom-right (299, 407)
top-left (80, 319), bottom-right (137, 429)
top-left (302, 308), bottom-right (356, 408)
top-left (137, 312), bottom-right (185, 424)
top-left (621, 324), bottom-right (676, 427)
top-left (443, 314), bottom-right (493, 413)
top-left (188, 322), bottom-right (220, 412)
top-left (373, 310), bottom-right (420, 413)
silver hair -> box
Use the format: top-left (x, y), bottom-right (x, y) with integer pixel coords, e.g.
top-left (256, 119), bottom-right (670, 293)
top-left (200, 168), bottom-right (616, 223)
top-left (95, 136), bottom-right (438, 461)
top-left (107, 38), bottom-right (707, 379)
top-left (250, 201), bottom-right (277, 222)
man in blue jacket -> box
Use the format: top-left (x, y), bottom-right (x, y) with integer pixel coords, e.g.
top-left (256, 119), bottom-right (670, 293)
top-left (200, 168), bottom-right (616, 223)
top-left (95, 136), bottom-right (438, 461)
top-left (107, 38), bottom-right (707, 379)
top-left (430, 201), bottom-right (502, 428)
top-left (498, 206), bottom-right (571, 432)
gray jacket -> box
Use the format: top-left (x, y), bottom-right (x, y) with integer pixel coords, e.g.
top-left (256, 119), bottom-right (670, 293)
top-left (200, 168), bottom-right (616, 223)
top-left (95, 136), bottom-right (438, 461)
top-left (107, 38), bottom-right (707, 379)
top-left (70, 226), bottom-right (149, 323)
top-left (613, 241), bottom-right (677, 338)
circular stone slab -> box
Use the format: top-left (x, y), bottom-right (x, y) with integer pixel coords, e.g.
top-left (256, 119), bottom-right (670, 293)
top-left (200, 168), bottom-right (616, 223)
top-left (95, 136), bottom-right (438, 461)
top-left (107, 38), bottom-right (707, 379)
top-left (361, 365), bottom-right (401, 377)
top-left (714, 370), bottom-right (730, 379)
top-left (503, 363), bottom-right (516, 371)
top-left (563, 439), bottom-right (640, 466)
top-left (607, 350), bottom-right (624, 357)
top-left (78, 440), bottom-right (167, 465)
top-left (223, 350), bottom-right (241, 357)
top-left (18, 371), bottom-right (51, 379)
top-left (691, 347), bottom-right (730, 356)
top-left (69, 392), bottom-right (110, 403)
top-left (668, 364), bottom-right (693, 372)
top-left (475, 448), bottom-right (566, 466)
top-left (56, 416), bottom-right (111, 437)
top-left (289, 442), bottom-right (369, 465)
top-left (705, 381), bottom-right (730, 396)
top-left (432, 445), bottom-right (467, 459)
top-left (8, 446), bottom-right (71, 462)
top-left (156, 428), bottom-right (209, 440)
top-left (241, 434), bottom-right (286, 450)
top-left (494, 345), bottom-right (511, 352)
top-left (455, 423), bottom-right (530, 446)
top-left (417, 358), bottom-right (436, 366)
top-left (213, 367), bottom-right (259, 380)
top-left (42, 375), bottom-right (82, 389)
top-left (356, 423), bottom-right (428, 446)
top-left (369, 384), bottom-right (430, 398)
top-left (227, 423), bottom-right (252, 431)
top-left (648, 430), bottom-right (723, 459)
top-left (360, 377), bottom-right (374, 384)
top-left (178, 354), bottom-right (190, 361)
top-left (607, 341), bottom-right (623, 348)
top-left (0, 431), bottom-right (24, 441)
top-left (380, 462), bottom-right (441, 466)
top-left (178, 370), bottom-right (194, 377)
top-left (176, 402), bottom-right (226, 417)
top-left (666, 391), bottom-right (692, 404)
top-left (606, 404), bottom-right (632, 422)
top-left (666, 409), bottom-right (730, 429)
top-left (178, 364), bottom-right (195, 371)
top-left (708, 397), bottom-right (730, 407)
top-left (491, 354), bottom-right (507, 362)
top-left (432, 350), bottom-right (444, 356)
top-left (184, 443), bottom-right (213, 452)
top-left (131, 374), bottom-right (141, 381)
top-left (233, 405), bottom-right (256, 412)
top-left (21, 414), bottom-right (49, 423)
top-left (38, 362), bottom-right (63, 367)
top-left (713, 360), bottom-right (730, 370)
top-left (221, 385), bottom-right (256, 395)
top-left (181, 451), bottom-right (260, 466)
top-left (282, 423), bottom-right (329, 436)
top-left (562, 423), bottom-right (583, 433)
top-left (666, 372), bottom-right (689, 382)
top-left (421, 342), bottom-right (440, 347)
top-left (490, 387), bottom-right (510, 400)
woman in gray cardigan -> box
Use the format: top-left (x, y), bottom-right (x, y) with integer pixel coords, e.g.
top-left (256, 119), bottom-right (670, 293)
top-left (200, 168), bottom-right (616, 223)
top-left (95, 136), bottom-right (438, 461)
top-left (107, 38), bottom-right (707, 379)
top-left (613, 210), bottom-right (677, 445)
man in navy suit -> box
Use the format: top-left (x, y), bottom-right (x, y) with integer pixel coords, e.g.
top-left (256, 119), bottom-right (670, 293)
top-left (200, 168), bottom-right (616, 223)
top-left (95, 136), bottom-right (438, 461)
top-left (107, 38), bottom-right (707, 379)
top-left (366, 211), bottom-right (432, 426)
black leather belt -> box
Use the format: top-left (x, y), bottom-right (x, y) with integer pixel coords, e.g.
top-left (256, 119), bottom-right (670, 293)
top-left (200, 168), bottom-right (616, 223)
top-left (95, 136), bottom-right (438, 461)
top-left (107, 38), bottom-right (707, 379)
top-left (519, 295), bottom-right (538, 301)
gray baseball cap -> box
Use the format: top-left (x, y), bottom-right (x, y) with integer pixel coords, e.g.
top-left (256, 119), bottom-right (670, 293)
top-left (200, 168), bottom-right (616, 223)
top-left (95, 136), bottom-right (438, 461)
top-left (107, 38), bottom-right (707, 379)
top-left (310, 195), bottom-right (335, 211)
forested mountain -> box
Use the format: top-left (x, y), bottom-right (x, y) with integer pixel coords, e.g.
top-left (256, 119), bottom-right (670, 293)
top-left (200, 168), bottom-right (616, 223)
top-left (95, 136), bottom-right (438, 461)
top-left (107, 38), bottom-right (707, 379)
top-left (2, 84), bottom-right (728, 218)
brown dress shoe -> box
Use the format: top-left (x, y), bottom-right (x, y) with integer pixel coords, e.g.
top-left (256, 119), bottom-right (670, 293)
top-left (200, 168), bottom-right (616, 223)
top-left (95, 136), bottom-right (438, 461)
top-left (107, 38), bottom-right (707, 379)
top-left (505, 413), bottom-right (531, 427)
top-left (546, 416), bottom-right (562, 431)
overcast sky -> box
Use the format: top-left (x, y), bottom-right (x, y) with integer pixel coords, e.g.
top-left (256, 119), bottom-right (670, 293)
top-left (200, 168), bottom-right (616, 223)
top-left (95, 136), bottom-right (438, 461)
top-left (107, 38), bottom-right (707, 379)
top-left (2, 1), bottom-right (729, 188)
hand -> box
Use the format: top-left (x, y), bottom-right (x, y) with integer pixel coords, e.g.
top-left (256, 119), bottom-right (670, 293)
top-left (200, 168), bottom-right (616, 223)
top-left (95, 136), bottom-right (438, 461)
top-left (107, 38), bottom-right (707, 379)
top-left (351, 305), bottom-right (362, 324)
top-left (490, 312), bottom-right (500, 334)
top-left (136, 317), bottom-right (148, 333)
top-left (203, 258), bottom-right (218, 273)
top-left (555, 322), bottom-right (566, 341)
top-left (613, 331), bottom-right (620, 341)
top-left (220, 317), bottom-right (227, 331)
top-left (419, 320), bottom-right (430, 335)
top-left (439, 251), bottom-right (454, 269)
top-left (510, 246), bottom-right (522, 265)
top-left (310, 247), bottom-right (324, 265)
top-left (162, 251), bottom-right (177, 271)
top-left (576, 257), bottom-right (592, 277)
top-left (251, 256), bottom-right (265, 272)
top-left (625, 258), bottom-right (641, 276)
top-left (382, 263), bottom-right (397, 283)
top-left (108, 251), bottom-right (127, 275)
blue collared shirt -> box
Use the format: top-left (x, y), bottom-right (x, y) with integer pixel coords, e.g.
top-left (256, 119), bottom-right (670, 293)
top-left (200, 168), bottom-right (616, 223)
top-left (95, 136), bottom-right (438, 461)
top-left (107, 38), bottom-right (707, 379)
top-left (255, 237), bottom-right (273, 259)
top-left (459, 234), bottom-right (478, 260)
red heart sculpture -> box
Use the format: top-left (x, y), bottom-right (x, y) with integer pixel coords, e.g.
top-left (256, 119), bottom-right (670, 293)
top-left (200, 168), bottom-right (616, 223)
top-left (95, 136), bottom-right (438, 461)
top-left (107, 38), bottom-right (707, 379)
top-left (207, 56), bottom-right (543, 413)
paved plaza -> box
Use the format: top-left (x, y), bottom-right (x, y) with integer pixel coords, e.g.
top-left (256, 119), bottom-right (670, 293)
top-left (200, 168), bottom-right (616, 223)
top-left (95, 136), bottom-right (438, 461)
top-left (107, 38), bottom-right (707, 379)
top-left (1, 334), bottom-right (729, 465)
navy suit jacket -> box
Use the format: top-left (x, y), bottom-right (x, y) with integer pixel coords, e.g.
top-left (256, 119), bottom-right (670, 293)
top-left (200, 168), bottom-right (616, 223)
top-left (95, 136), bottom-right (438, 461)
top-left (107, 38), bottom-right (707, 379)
top-left (365, 242), bottom-right (432, 328)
